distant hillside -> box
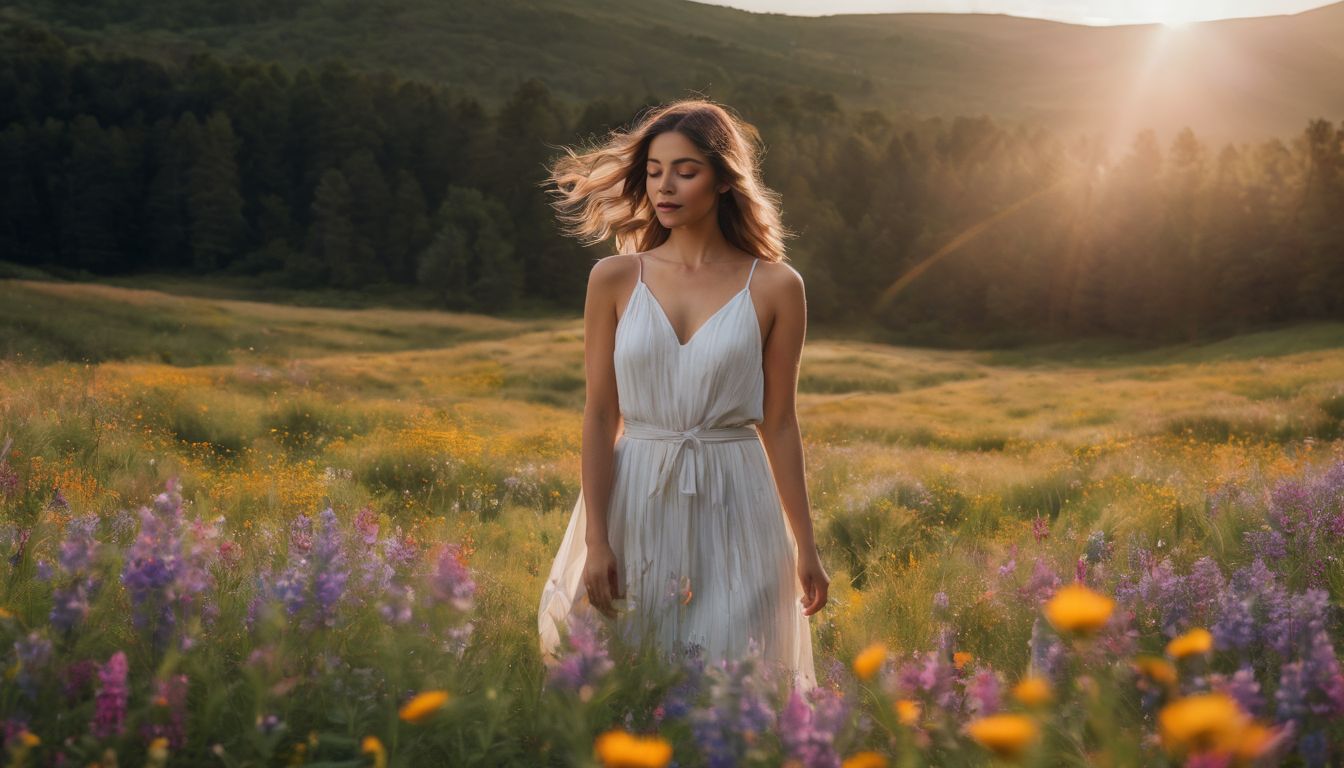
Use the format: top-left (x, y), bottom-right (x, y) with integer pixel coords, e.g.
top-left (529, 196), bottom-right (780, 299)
top-left (2, 0), bottom-right (1342, 151)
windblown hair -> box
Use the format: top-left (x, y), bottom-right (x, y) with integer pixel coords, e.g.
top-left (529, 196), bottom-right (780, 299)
top-left (540, 98), bottom-right (792, 263)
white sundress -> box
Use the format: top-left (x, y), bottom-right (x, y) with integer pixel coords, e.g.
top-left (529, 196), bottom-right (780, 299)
top-left (537, 255), bottom-right (818, 693)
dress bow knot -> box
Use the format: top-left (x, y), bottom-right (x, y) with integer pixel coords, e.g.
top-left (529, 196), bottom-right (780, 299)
top-left (619, 418), bottom-right (759, 506)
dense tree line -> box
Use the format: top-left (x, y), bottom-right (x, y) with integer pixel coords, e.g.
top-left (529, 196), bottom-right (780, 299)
top-left (2, 22), bottom-right (1341, 342)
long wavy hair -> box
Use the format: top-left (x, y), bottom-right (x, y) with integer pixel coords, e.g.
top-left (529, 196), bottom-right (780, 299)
top-left (540, 98), bottom-right (793, 263)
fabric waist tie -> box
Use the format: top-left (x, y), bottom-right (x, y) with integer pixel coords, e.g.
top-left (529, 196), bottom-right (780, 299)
top-left (620, 418), bottom-right (759, 501)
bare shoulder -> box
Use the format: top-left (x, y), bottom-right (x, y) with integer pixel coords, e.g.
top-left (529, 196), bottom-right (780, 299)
top-left (587, 253), bottom-right (644, 310)
top-left (589, 252), bottom-right (642, 287)
top-left (751, 258), bottom-right (805, 306)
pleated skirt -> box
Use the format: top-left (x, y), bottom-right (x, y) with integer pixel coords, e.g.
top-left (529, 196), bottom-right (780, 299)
top-left (538, 434), bottom-right (817, 692)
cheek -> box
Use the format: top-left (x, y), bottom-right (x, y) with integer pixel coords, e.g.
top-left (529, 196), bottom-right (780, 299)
top-left (690, 177), bottom-right (717, 201)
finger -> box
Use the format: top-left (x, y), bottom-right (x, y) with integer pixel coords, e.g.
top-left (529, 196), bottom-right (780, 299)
top-left (804, 584), bottom-right (827, 615)
top-left (589, 584), bottom-right (610, 615)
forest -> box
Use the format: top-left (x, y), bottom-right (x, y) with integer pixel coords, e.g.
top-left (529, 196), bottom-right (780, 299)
top-left (2, 19), bottom-right (1342, 344)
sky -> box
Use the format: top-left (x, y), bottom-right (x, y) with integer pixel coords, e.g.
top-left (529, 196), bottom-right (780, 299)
top-left (691, 0), bottom-right (1337, 25)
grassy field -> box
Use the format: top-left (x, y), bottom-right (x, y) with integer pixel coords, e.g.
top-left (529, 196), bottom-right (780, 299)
top-left (2, 277), bottom-right (1342, 766)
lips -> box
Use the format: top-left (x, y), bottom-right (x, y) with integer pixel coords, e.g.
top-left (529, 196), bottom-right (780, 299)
top-left (657, 203), bottom-right (681, 210)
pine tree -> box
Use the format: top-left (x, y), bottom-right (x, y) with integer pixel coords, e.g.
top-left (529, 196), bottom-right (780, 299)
top-left (295, 168), bottom-right (355, 288)
top-left (417, 186), bottom-right (521, 311)
top-left (187, 111), bottom-right (245, 271)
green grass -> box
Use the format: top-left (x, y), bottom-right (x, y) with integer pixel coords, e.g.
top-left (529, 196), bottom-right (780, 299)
top-left (2, 276), bottom-right (1343, 764)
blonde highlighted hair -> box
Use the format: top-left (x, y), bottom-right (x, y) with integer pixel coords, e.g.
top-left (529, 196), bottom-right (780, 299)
top-left (540, 98), bottom-right (792, 263)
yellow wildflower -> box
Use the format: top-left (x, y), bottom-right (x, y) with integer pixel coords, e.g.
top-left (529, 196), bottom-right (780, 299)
top-left (894, 699), bottom-right (921, 726)
top-left (1011, 675), bottom-right (1053, 706)
top-left (852, 642), bottom-right (888, 681)
top-left (1234, 721), bottom-right (1281, 760)
top-left (953, 651), bottom-right (973, 670)
top-left (1044, 583), bottom-right (1114, 634)
top-left (361, 736), bottom-right (387, 768)
top-left (0, 607), bottom-right (13, 620)
top-left (147, 737), bottom-right (170, 766)
top-left (965, 714), bottom-right (1040, 761)
top-left (1166, 628), bottom-right (1214, 659)
top-left (593, 729), bottom-right (673, 768)
top-left (840, 751), bottom-right (888, 768)
top-left (398, 690), bottom-right (450, 724)
top-left (1158, 692), bottom-right (1246, 753)
top-left (19, 730), bottom-right (40, 748)
top-left (1134, 655), bottom-right (1178, 686)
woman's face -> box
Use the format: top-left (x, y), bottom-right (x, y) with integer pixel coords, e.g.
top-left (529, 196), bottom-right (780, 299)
top-left (646, 131), bottom-right (729, 228)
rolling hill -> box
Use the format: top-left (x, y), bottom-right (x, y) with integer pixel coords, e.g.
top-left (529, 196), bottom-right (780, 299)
top-left (2, 0), bottom-right (1341, 151)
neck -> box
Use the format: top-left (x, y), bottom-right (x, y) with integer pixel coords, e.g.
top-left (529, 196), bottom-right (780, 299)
top-left (660, 211), bottom-right (733, 268)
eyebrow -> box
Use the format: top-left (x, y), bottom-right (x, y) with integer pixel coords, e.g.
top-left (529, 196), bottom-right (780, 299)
top-left (647, 158), bottom-right (705, 165)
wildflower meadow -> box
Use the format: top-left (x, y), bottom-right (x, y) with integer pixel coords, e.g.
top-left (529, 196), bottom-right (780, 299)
top-left (3, 280), bottom-right (1344, 766)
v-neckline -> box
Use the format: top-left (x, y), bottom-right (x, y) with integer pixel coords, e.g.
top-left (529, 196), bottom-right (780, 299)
top-left (638, 280), bottom-right (750, 348)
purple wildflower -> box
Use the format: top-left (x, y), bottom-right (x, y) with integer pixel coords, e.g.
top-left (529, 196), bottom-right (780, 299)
top-left (353, 506), bottom-right (379, 546)
top-left (778, 686), bottom-right (849, 768)
top-left (545, 610), bottom-right (615, 693)
top-left (1266, 588), bottom-right (1329, 659)
top-left (895, 650), bottom-right (959, 711)
top-left (966, 668), bottom-right (1002, 717)
top-left (427, 542), bottom-right (476, 611)
top-left (271, 507), bottom-right (350, 629)
top-left (64, 659), bottom-right (99, 704)
top-left (120, 479), bottom-right (220, 650)
top-left (1115, 554), bottom-right (1211, 637)
top-left (384, 527), bottom-right (420, 570)
top-left (14, 631), bottom-right (52, 700)
top-left (1275, 661), bottom-right (1308, 724)
top-left (311, 508), bottom-right (348, 619)
top-left (1257, 462), bottom-right (1344, 588)
top-left (688, 644), bottom-right (778, 768)
top-left (91, 650), bottom-right (129, 739)
top-left (50, 513), bottom-right (102, 633)
top-left (1032, 514), bottom-right (1050, 543)
top-left (1244, 528), bottom-right (1288, 560)
top-left (59, 514), bottom-right (99, 572)
top-left (659, 643), bottom-right (708, 722)
top-left (1020, 556), bottom-right (1061, 605)
top-left (1209, 665), bottom-right (1264, 717)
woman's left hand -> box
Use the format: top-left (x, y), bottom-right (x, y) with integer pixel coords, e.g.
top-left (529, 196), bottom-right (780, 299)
top-left (797, 544), bottom-right (830, 616)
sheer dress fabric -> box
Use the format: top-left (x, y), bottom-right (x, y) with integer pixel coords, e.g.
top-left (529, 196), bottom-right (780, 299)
top-left (537, 256), bottom-right (817, 692)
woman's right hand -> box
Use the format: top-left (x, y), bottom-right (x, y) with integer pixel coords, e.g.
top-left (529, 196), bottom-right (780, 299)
top-left (583, 540), bottom-right (624, 619)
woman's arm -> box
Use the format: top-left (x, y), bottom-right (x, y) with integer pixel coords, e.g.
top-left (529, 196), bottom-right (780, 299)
top-left (578, 254), bottom-right (631, 617)
top-left (756, 262), bottom-right (830, 616)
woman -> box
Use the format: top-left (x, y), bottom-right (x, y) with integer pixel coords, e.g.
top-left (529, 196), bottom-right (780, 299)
top-left (536, 98), bottom-right (827, 692)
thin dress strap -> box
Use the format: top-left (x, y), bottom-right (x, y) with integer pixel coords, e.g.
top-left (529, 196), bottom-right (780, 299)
top-left (637, 254), bottom-right (645, 284)
top-left (745, 258), bottom-right (758, 290)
